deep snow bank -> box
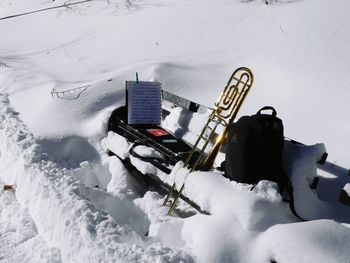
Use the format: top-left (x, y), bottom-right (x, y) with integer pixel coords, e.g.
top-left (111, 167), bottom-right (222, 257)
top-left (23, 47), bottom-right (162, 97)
top-left (104, 128), bottom-right (350, 263)
top-left (0, 93), bottom-right (194, 262)
top-left (0, 179), bottom-right (62, 263)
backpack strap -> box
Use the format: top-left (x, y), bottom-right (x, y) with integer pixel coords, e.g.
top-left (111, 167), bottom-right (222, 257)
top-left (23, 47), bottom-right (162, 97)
top-left (250, 169), bottom-right (307, 221)
top-left (129, 142), bottom-right (172, 174)
top-left (284, 180), bottom-right (307, 221)
top-left (274, 168), bottom-right (306, 221)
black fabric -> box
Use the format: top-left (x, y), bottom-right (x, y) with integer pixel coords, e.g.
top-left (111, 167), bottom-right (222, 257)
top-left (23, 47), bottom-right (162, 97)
top-left (225, 106), bottom-right (284, 185)
top-left (225, 106), bottom-right (306, 221)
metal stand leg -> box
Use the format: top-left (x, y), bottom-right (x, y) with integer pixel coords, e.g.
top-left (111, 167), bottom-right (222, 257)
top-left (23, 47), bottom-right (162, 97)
top-left (167, 184), bottom-right (185, 215)
top-left (163, 183), bottom-right (176, 206)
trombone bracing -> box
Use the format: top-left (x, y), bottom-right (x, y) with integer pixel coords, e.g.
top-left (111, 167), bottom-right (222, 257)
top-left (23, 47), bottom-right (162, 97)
top-left (163, 67), bottom-right (254, 215)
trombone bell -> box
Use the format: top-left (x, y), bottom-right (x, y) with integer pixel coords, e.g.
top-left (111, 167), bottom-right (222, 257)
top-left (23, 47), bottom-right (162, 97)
top-left (165, 67), bottom-right (254, 215)
top-left (188, 67), bottom-right (254, 170)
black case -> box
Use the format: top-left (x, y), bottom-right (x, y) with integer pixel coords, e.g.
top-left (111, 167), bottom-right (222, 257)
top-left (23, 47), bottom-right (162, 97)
top-left (107, 106), bottom-right (193, 166)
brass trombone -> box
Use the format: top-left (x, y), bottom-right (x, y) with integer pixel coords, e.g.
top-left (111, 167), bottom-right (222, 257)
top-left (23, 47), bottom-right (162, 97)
top-left (163, 67), bottom-right (254, 215)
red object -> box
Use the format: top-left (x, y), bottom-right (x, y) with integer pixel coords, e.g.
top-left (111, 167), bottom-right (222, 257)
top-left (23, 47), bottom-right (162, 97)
top-left (146, 129), bottom-right (169, 137)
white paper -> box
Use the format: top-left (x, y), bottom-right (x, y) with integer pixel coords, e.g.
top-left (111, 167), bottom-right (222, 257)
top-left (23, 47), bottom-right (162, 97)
top-left (127, 81), bottom-right (161, 125)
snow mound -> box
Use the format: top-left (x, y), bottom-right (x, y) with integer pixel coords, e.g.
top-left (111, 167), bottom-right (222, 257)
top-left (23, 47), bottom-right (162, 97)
top-left (104, 123), bottom-right (350, 262)
top-left (0, 93), bottom-right (194, 262)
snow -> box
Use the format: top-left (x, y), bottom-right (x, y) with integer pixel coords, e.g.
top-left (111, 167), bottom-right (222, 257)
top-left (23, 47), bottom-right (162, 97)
top-left (1, 0), bottom-right (350, 262)
top-left (345, 184), bottom-right (350, 196)
top-left (106, 156), bottom-right (139, 199)
top-left (0, 183), bottom-right (62, 263)
top-left (0, 94), bottom-right (192, 262)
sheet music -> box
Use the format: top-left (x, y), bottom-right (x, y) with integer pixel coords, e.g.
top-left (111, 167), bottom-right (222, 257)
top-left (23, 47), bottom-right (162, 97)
top-left (127, 81), bottom-right (161, 125)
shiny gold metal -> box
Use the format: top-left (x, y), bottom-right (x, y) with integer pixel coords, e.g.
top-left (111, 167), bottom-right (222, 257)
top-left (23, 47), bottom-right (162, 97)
top-left (164, 67), bottom-right (254, 215)
top-left (200, 71), bottom-right (253, 169)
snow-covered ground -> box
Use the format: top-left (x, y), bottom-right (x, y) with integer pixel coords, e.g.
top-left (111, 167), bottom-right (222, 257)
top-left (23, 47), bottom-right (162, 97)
top-left (0, 0), bottom-right (350, 262)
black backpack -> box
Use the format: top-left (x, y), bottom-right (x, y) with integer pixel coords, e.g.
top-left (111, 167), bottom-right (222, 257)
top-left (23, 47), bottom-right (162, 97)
top-left (224, 106), bottom-right (305, 220)
top-left (225, 106), bottom-right (285, 185)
